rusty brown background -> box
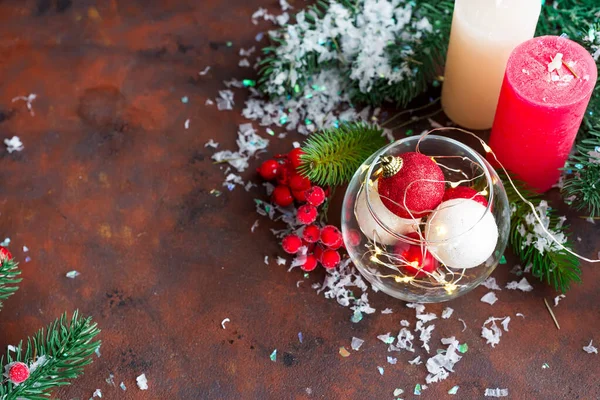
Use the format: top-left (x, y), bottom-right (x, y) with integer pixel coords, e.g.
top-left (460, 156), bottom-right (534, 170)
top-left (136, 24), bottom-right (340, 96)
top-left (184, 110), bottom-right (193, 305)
top-left (0, 0), bottom-right (599, 399)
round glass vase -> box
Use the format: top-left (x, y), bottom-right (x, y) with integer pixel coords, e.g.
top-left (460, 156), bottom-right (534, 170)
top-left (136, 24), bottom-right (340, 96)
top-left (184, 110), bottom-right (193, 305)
top-left (341, 135), bottom-right (510, 303)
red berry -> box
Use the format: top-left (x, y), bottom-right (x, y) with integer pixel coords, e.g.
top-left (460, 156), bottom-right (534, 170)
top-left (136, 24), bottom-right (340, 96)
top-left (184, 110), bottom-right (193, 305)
top-left (7, 362), bottom-right (29, 384)
top-left (302, 225), bottom-right (321, 243)
top-left (276, 160), bottom-right (293, 185)
top-left (288, 148), bottom-right (305, 170)
top-left (257, 159), bottom-right (280, 181)
top-left (289, 174), bottom-right (311, 192)
top-left (282, 235), bottom-right (303, 254)
top-left (313, 245), bottom-right (324, 261)
top-left (394, 233), bottom-right (438, 277)
top-left (305, 186), bottom-right (326, 207)
top-left (272, 185), bottom-right (293, 207)
top-left (320, 225), bottom-right (343, 248)
top-left (297, 204), bottom-right (318, 225)
top-left (292, 189), bottom-right (307, 202)
top-left (443, 186), bottom-right (489, 207)
top-left (321, 249), bottom-right (341, 269)
top-left (301, 254), bottom-right (318, 272)
top-left (0, 247), bottom-right (12, 262)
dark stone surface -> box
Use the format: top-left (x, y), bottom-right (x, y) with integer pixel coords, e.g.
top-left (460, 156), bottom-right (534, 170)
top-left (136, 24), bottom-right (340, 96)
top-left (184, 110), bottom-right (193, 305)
top-left (0, 1), bottom-right (598, 399)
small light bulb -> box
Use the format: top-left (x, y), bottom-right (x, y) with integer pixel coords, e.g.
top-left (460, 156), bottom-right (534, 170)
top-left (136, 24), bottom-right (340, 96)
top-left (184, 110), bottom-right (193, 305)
top-left (444, 283), bottom-right (458, 294)
top-left (370, 255), bottom-right (378, 263)
top-left (479, 189), bottom-right (488, 196)
top-left (450, 181), bottom-right (461, 188)
top-left (482, 143), bottom-right (492, 153)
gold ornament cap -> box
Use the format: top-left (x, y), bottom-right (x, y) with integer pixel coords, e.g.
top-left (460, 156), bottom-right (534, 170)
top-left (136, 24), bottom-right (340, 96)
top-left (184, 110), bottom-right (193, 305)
top-left (380, 156), bottom-right (403, 178)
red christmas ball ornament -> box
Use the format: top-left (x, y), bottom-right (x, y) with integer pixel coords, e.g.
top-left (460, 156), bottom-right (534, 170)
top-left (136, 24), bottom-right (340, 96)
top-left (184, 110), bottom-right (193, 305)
top-left (289, 174), bottom-right (311, 192)
top-left (297, 204), bottom-right (318, 225)
top-left (301, 254), bottom-right (318, 272)
top-left (288, 148), bottom-right (305, 170)
top-left (292, 189), bottom-right (307, 202)
top-left (393, 233), bottom-right (438, 277)
top-left (321, 249), bottom-right (341, 269)
top-left (0, 247), bottom-right (13, 262)
top-left (302, 225), bottom-right (321, 243)
top-left (7, 362), bottom-right (30, 385)
top-left (257, 159), bottom-right (280, 181)
top-left (443, 186), bottom-right (488, 207)
top-left (305, 186), bottom-right (326, 207)
top-left (320, 225), bottom-right (343, 248)
top-left (282, 235), bottom-right (303, 254)
top-left (272, 185), bottom-right (294, 207)
top-left (377, 152), bottom-right (445, 219)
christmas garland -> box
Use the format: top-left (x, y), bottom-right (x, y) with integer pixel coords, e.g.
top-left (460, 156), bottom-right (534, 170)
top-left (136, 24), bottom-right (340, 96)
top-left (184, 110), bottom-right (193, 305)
top-left (259, 0), bottom-right (600, 218)
top-left (0, 248), bottom-right (100, 398)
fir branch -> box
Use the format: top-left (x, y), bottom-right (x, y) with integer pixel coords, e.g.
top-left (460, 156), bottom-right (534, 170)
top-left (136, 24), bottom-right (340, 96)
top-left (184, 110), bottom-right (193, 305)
top-left (298, 122), bottom-right (388, 187)
top-left (501, 173), bottom-right (581, 292)
top-left (0, 259), bottom-right (21, 310)
top-left (0, 311), bottom-right (101, 400)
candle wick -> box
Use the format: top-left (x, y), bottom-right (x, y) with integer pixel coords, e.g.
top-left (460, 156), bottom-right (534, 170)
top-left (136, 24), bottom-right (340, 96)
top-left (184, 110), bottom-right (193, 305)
top-left (561, 60), bottom-right (579, 79)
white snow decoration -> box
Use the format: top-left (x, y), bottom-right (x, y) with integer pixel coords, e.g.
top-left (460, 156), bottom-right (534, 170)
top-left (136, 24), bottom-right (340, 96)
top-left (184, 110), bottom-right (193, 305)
top-left (264, 256), bottom-right (269, 265)
top-left (516, 201), bottom-right (568, 255)
top-left (251, 220), bottom-right (260, 233)
top-left (29, 355), bottom-right (47, 373)
top-left (506, 278), bottom-right (533, 292)
top-left (276, 12), bottom-right (290, 26)
top-left (296, 280), bottom-right (303, 288)
top-left (481, 277), bottom-right (502, 291)
top-left (279, 0), bottom-right (293, 11)
top-left (211, 124), bottom-right (269, 176)
top-left (554, 294), bottom-right (566, 307)
top-left (239, 59), bottom-right (251, 67)
top-left (351, 337), bottom-right (364, 351)
top-left (406, 303), bottom-right (426, 314)
top-left (377, 366), bottom-right (384, 375)
top-left (199, 66), bottom-right (211, 75)
top-left (244, 181), bottom-right (256, 192)
top-left (217, 90), bottom-right (235, 110)
top-left (22, 246), bottom-right (29, 252)
top-left (548, 53), bottom-right (563, 72)
top-left (205, 99), bottom-right (214, 105)
top-left (184, 119), bottom-right (190, 129)
top-left (480, 292), bottom-right (498, 305)
top-left (484, 388), bottom-right (509, 397)
top-left (516, 313), bottom-right (525, 318)
top-left (276, 257), bottom-right (287, 266)
top-left (387, 356), bottom-right (397, 365)
top-left (481, 316), bottom-right (511, 347)
top-left (583, 340), bottom-right (598, 354)
top-left (7, 345), bottom-right (16, 353)
top-left (106, 373), bottom-right (115, 386)
top-left (66, 270), bottom-right (80, 279)
top-left (393, 388), bottom-right (404, 397)
top-left (4, 136), bottom-right (24, 153)
top-left (239, 47), bottom-right (256, 57)
top-left (408, 355), bottom-right (422, 365)
top-left (221, 318), bottom-right (230, 329)
top-left (120, 382), bottom-right (127, 391)
top-left (441, 307), bottom-right (454, 319)
top-left (93, 389), bottom-right (102, 398)
top-left (396, 327), bottom-right (415, 352)
top-left (316, 259), bottom-right (372, 313)
top-left (417, 312), bottom-right (437, 323)
top-left (425, 337), bottom-right (463, 384)
top-left (381, 308), bottom-right (393, 314)
top-left (11, 93), bottom-right (37, 115)
top-left (377, 333), bottom-right (394, 344)
top-left (400, 320), bottom-right (410, 327)
top-left (136, 374), bottom-right (148, 390)
top-left (458, 319), bottom-right (467, 332)
top-left (416, 321), bottom-right (435, 353)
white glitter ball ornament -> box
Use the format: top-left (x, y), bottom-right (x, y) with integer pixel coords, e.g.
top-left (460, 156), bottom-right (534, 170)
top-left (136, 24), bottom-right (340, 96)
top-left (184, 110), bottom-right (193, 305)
top-left (355, 181), bottom-right (420, 245)
top-left (425, 198), bottom-right (498, 269)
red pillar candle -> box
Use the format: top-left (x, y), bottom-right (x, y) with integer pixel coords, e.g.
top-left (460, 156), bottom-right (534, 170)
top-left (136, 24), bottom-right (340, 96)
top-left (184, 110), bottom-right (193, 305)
top-left (489, 35), bottom-right (597, 192)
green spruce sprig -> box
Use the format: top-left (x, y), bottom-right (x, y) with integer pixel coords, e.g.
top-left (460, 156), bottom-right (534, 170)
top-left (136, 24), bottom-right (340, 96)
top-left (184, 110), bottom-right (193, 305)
top-left (298, 122), bottom-right (388, 187)
top-left (0, 311), bottom-right (101, 400)
top-left (501, 173), bottom-right (581, 292)
top-left (0, 258), bottom-right (21, 309)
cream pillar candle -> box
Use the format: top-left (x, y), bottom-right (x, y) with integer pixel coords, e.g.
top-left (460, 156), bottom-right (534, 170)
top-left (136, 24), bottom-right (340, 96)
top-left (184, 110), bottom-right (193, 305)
top-left (441, 0), bottom-right (541, 130)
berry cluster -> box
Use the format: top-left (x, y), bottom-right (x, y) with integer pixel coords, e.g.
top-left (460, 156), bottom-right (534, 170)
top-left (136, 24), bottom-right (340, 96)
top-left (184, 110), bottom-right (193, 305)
top-left (257, 149), bottom-right (343, 272)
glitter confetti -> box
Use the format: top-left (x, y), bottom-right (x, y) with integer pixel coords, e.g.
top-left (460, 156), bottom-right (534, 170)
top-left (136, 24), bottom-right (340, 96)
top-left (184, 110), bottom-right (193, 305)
top-left (93, 389), bottom-right (102, 398)
top-left (350, 310), bottom-right (363, 323)
top-left (251, 220), bottom-right (259, 233)
top-left (269, 350), bottom-right (277, 361)
top-left (95, 346), bottom-right (101, 358)
top-left (387, 356), bottom-right (397, 365)
top-left (298, 332), bottom-right (303, 343)
top-left (506, 278), bottom-right (533, 292)
top-left (242, 79), bottom-right (256, 87)
top-left (1, 238), bottom-right (10, 247)
top-left (408, 355), bottom-right (422, 365)
top-left (499, 255), bottom-right (507, 264)
top-left (351, 337), bottom-right (364, 351)
top-left (441, 307), bottom-right (454, 319)
top-left (105, 373), bottom-right (115, 386)
top-left (448, 386), bottom-right (459, 395)
top-left (181, 96), bottom-right (189, 104)
top-left (481, 277), bottom-right (502, 291)
top-left (377, 333), bottom-right (395, 344)
top-left (276, 257), bottom-right (287, 266)
top-left (339, 347), bottom-right (351, 357)
top-left (120, 382), bottom-right (127, 391)
top-left (4, 137), bottom-right (24, 153)
top-left (583, 340), bottom-right (598, 354)
top-left (381, 308), bottom-right (393, 314)
top-left (184, 119), bottom-right (190, 129)
top-left (481, 316), bottom-right (511, 347)
top-left (210, 189), bottom-right (222, 197)
top-left (481, 292), bottom-right (498, 305)
top-left (458, 343), bottom-right (468, 353)
top-left (484, 388), bottom-right (508, 397)
top-left (542, 363), bottom-right (550, 369)
top-left (25, 256), bottom-right (31, 263)
top-left (66, 271), bottom-right (80, 279)
top-left (554, 294), bottom-right (566, 307)
top-left (22, 246), bottom-right (29, 252)
top-left (221, 318), bottom-right (230, 329)
top-left (377, 366), bottom-right (384, 375)
top-left (199, 66), bottom-right (211, 75)
top-left (136, 374), bottom-right (148, 390)
top-left (393, 388), bottom-right (404, 396)
top-left (414, 384), bottom-right (422, 395)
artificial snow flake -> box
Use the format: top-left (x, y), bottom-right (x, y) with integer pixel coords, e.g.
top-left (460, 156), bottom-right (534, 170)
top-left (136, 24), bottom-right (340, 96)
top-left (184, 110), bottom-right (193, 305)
top-left (239, 59), bottom-right (251, 67)
top-left (480, 292), bottom-right (498, 305)
top-left (106, 373), bottom-right (115, 386)
top-left (250, 220), bottom-right (260, 233)
top-left (4, 136), bottom-right (24, 153)
top-left (339, 347), bottom-right (351, 357)
top-left (216, 90), bottom-right (235, 110)
top-left (448, 386), bottom-right (459, 395)
top-left (425, 337), bottom-right (463, 384)
top-left (416, 321), bottom-right (435, 353)
top-left (269, 349), bottom-right (277, 361)
top-left (481, 317), bottom-right (511, 347)
top-left (484, 388), bottom-right (509, 397)
top-left (506, 278), bottom-right (533, 292)
top-left (516, 201), bottom-right (568, 255)
top-left (199, 66), bottom-right (211, 75)
top-left (66, 270), bottom-right (80, 279)
top-left (377, 366), bottom-right (384, 375)
top-left (481, 277), bottom-right (502, 291)
top-left (221, 318), bottom-right (230, 329)
top-left (93, 389), bottom-right (102, 398)
top-left (408, 355), bottom-right (422, 365)
top-left (276, 257), bottom-right (287, 266)
top-left (377, 333), bottom-right (395, 344)
top-left (400, 320), bottom-right (410, 327)
top-left (396, 327), bottom-right (415, 352)
top-left (11, 93), bottom-right (37, 115)
top-left (351, 337), bottom-right (364, 351)
top-left (387, 356), bottom-right (397, 365)
top-left (441, 307), bottom-right (454, 319)
top-left (381, 308), bottom-right (393, 314)
top-left (136, 374), bottom-right (148, 390)
top-left (120, 382), bottom-right (127, 391)
top-left (583, 340), bottom-right (598, 354)
top-left (548, 53), bottom-right (563, 72)
top-left (184, 119), bottom-right (190, 129)
top-left (554, 294), bottom-right (566, 307)
top-left (393, 388), bottom-right (404, 397)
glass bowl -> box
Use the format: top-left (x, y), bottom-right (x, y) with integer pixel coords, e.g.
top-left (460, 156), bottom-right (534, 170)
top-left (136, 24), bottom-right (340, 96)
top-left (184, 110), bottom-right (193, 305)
top-left (341, 134), bottom-right (510, 303)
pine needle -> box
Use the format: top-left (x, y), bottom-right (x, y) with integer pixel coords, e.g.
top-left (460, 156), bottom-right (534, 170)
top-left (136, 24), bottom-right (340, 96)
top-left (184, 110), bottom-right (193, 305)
top-left (298, 122), bottom-right (389, 187)
top-left (0, 258), bottom-right (21, 310)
